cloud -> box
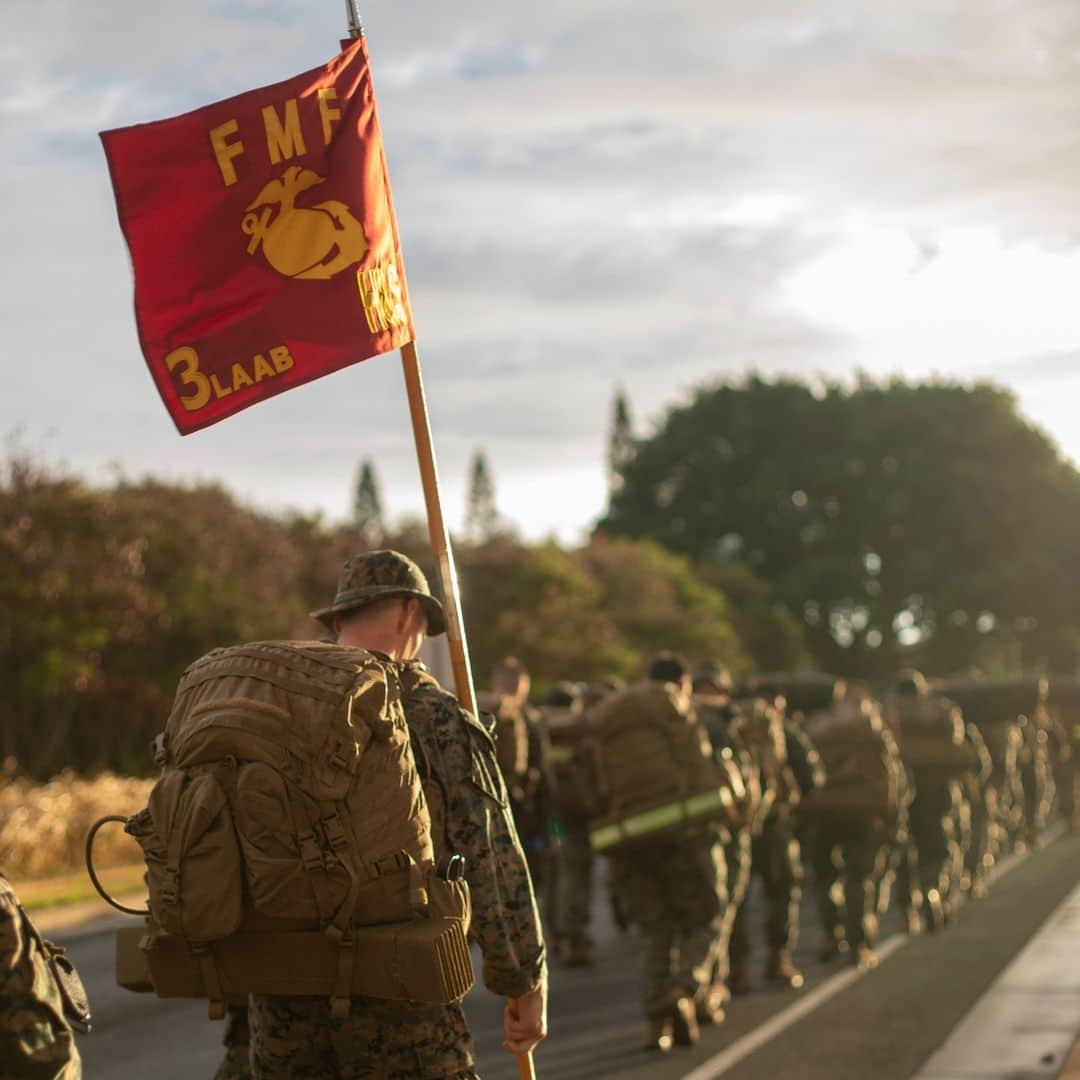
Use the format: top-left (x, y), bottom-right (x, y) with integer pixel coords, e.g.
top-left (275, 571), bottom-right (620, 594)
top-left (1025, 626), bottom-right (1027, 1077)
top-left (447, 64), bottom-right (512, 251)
top-left (3, 0), bottom-right (1080, 541)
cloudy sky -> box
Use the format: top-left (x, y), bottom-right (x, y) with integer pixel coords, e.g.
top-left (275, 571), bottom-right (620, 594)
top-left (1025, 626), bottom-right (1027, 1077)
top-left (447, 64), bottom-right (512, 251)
top-left (4, 1), bottom-right (1079, 541)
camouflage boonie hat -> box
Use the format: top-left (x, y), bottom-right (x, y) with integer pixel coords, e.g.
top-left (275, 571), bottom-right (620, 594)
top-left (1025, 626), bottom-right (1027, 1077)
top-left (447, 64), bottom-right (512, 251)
top-left (310, 549), bottom-right (446, 636)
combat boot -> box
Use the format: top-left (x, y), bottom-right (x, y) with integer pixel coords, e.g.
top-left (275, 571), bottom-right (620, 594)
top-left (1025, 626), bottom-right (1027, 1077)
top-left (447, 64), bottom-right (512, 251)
top-left (644, 1013), bottom-right (674, 1052)
top-left (671, 996), bottom-right (700, 1047)
top-left (765, 948), bottom-right (804, 989)
top-left (852, 945), bottom-right (877, 970)
top-left (923, 890), bottom-right (946, 933)
top-left (694, 984), bottom-right (728, 1026)
top-left (904, 907), bottom-right (923, 936)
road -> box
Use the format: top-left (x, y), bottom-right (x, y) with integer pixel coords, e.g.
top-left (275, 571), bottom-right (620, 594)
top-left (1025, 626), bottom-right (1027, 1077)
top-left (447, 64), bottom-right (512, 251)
top-left (62, 831), bottom-right (1080, 1079)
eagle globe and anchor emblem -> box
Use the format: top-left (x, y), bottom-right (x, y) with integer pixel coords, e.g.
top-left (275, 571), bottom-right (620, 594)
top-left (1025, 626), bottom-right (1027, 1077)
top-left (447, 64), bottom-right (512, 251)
top-left (241, 165), bottom-right (368, 280)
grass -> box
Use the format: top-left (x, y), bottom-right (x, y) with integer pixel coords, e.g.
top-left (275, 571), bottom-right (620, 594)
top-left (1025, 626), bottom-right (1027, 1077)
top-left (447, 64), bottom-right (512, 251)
top-left (1, 769), bottom-right (154, 883)
top-left (17, 863), bottom-right (147, 912)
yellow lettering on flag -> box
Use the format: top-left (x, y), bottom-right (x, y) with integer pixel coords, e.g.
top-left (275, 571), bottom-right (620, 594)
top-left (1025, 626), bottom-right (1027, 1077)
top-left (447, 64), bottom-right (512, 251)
top-left (262, 99), bottom-right (307, 165)
top-left (165, 346), bottom-right (212, 411)
top-left (270, 345), bottom-right (295, 373)
top-left (357, 261), bottom-right (407, 333)
top-left (318, 88), bottom-right (341, 146)
top-left (209, 119), bottom-right (244, 187)
top-left (231, 362), bottom-right (254, 390)
top-left (252, 354), bottom-right (275, 382)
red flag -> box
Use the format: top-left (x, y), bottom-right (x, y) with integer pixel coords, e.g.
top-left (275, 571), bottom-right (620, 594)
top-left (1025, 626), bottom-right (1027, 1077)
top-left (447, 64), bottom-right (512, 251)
top-left (102, 38), bottom-right (414, 435)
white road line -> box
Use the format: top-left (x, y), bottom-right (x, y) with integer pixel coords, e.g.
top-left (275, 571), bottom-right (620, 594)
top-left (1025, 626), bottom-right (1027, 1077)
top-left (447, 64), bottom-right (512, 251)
top-left (681, 935), bottom-right (906, 1080)
top-left (681, 831), bottom-right (1059, 1080)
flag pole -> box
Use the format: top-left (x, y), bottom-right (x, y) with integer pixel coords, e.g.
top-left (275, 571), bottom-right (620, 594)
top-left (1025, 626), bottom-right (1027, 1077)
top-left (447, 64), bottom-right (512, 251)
top-left (342, 6), bottom-right (476, 719)
top-left (399, 341), bottom-right (478, 717)
top-left (346, 12), bottom-right (537, 1080)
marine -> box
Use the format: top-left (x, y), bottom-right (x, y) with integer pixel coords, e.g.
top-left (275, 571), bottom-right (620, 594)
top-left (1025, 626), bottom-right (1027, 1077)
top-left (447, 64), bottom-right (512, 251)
top-left (540, 682), bottom-right (596, 968)
top-left (801, 680), bottom-right (899, 968)
top-left (884, 671), bottom-right (975, 931)
top-left (0, 871), bottom-right (89, 1079)
top-left (482, 658), bottom-right (556, 907)
top-left (599, 654), bottom-right (728, 1051)
top-left (692, 664), bottom-right (760, 1011)
top-left (728, 679), bottom-right (822, 994)
top-left (243, 550), bottom-right (547, 1078)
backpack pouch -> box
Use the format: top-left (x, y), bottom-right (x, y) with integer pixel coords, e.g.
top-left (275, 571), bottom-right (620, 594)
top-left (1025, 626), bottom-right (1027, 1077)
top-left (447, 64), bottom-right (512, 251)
top-left (233, 762), bottom-right (351, 921)
top-left (135, 769), bottom-right (244, 942)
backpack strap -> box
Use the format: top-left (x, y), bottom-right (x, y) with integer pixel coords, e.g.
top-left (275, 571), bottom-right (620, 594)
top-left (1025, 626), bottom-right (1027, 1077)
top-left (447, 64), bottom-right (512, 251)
top-left (191, 943), bottom-right (227, 1020)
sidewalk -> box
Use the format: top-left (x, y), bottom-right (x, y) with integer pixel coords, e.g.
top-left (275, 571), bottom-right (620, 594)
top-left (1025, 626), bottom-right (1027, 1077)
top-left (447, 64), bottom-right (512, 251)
top-left (913, 879), bottom-right (1080, 1079)
top-left (1062, 1039), bottom-right (1080, 1080)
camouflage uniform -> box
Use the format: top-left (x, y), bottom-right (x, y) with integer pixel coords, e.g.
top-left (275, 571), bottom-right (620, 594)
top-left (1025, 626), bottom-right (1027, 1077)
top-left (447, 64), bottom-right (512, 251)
top-left (802, 703), bottom-right (898, 960)
top-left (875, 755), bottom-right (923, 935)
top-left (216, 1004), bottom-right (252, 1080)
top-left (730, 713), bottom-right (822, 987)
top-left (513, 706), bottom-right (557, 900)
top-left (694, 694), bottom-right (758, 990)
top-left (247, 552), bottom-right (546, 1079)
top-left (610, 833), bottom-right (727, 1021)
top-left (887, 685), bottom-right (974, 929)
top-left (0, 873), bottom-right (83, 1079)
top-left (248, 668), bottom-right (545, 1079)
top-left (540, 688), bottom-right (595, 964)
top-left (959, 723), bottom-right (994, 896)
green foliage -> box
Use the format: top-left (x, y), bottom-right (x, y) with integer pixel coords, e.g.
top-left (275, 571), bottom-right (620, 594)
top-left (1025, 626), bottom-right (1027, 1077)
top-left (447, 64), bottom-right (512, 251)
top-left (601, 375), bottom-right (1080, 677)
top-left (464, 450), bottom-right (499, 542)
top-left (459, 539), bottom-right (629, 691)
top-left (352, 459), bottom-right (385, 545)
top-left (0, 456), bottom-right (342, 779)
top-left (1, 455), bottom-right (769, 778)
top-left (607, 387), bottom-right (635, 498)
top-left (579, 536), bottom-right (748, 675)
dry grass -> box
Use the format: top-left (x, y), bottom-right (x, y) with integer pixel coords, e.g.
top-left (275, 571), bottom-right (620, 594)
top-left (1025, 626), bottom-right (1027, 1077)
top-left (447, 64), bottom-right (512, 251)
top-left (0, 770), bottom-right (153, 881)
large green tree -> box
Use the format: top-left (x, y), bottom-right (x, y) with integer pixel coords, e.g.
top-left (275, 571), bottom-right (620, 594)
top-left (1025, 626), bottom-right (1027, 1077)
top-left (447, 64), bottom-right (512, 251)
top-left (601, 376), bottom-right (1080, 677)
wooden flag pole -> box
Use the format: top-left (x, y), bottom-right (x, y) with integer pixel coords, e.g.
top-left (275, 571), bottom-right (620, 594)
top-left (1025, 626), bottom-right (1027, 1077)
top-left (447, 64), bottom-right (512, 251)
top-left (346, 8), bottom-right (536, 1079)
top-left (399, 340), bottom-right (478, 716)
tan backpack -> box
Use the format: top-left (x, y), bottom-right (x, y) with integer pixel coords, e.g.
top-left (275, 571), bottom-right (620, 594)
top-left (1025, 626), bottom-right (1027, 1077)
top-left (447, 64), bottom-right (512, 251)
top-left (585, 680), bottom-right (734, 852)
top-left (888, 693), bottom-right (975, 782)
top-left (802, 704), bottom-right (900, 824)
top-left (95, 641), bottom-right (472, 1018)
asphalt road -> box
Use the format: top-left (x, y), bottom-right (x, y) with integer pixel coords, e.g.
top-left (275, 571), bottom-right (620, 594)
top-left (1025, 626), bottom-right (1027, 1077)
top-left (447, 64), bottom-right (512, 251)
top-left (63, 831), bottom-right (1080, 1079)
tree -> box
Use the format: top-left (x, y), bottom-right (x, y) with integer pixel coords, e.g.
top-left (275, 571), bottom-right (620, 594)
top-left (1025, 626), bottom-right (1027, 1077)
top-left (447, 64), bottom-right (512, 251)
top-left (464, 450), bottom-right (499, 542)
top-left (352, 459), bottom-right (385, 546)
top-left (600, 375), bottom-right (1080, 677)
top-left (607, 387), bottom-right (635, 498)
top-left (577, 536), bottom-right (749, 675)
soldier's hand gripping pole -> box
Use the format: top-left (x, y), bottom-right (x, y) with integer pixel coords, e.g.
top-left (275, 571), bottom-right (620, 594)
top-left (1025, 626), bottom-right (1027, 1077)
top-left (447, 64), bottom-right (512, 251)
top-left (508, 997), bottom-right (539, 1080)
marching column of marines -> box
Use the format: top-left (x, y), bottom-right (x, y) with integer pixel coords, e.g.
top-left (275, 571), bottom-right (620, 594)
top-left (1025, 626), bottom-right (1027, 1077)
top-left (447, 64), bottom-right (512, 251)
top-left (2, 547), bottom-right (1079, 1076)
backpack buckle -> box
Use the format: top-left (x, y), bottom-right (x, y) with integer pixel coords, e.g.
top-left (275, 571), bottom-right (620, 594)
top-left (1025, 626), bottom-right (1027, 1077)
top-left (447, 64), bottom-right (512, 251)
top-left (321, 814), bottom-right (348, 852)
top-left (297, 832), bottom-right (324, 873)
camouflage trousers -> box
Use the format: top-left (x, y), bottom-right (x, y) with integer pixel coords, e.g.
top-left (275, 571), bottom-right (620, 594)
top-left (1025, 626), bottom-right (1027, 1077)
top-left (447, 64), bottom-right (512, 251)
top-left (215, 1004), bottom-right (252, 1080)
top-left (553, 820), bottom-right (593, 943)
top-left (730, 815), bottom-right (803, 964)
top-left (247, 994), bottom-right (479, 1079)
top-left (611, 832), bottom-right (726, 1018)
top-left (963, 787), bottom-right (996, 893)
top-left (805, 821), bottom-right (890, 950)
top-left (876, 835), bottom-right (923, 921)
top-left (712, 829), bottom-right (752, 984)
top-left (910, 786), bottom-right (965, 915)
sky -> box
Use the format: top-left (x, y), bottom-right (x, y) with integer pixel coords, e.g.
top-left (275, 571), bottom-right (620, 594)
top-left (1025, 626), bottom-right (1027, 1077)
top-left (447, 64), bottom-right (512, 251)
top-left (4, 1), bottom-right (1080, 543)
